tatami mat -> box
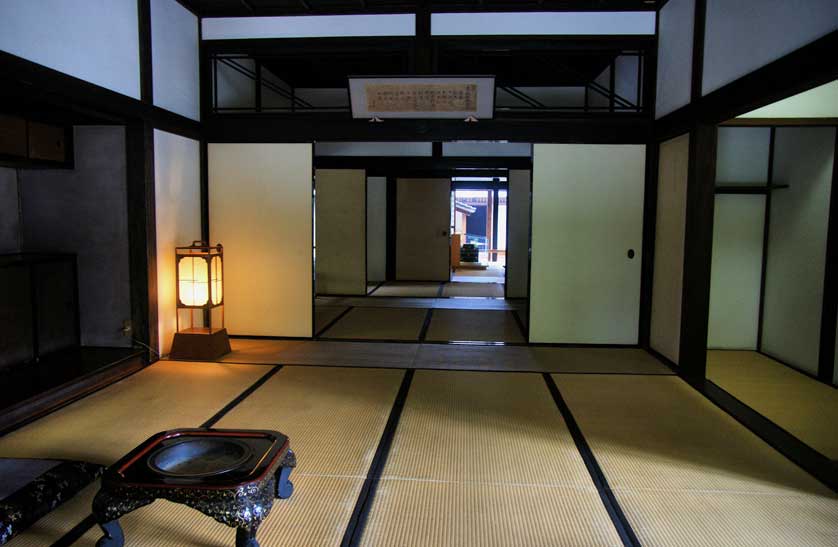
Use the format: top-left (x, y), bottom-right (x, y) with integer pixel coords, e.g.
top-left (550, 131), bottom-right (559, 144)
top-left (0, 361), bottom-right (268, 464)
top-left (361, 370), bottom-right (622, 546)
top-left (75, 475), bottom-right (363, 547)
top-left (314, 305), bottom-right (350, 334)
top-left (215, 366), bottom-right (403, 476)
top-left (424, 309), bottom-right (525, 342)
top-left (2, 361), bottom-right (268, 545)
top-left (707, 350), bottom-right (838, 459)
top-left (72, 366), bottom-right (403, 547)
top-left (320, 306), bottom-right (428, 341)
top-left (556, 374), bottom-right (838, 546)
top-left (442, 281), bottom-right (504, 298)
top-left (371, 281), bottom-right (441, 297)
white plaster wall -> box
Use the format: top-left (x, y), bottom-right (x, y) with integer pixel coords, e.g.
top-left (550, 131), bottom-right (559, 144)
top-left (154, 130), bottom-right (201, 356)
top-left (761, 127), bottom-right (835, 374)
top-left (151, 0), bottom-right (200, 120)
top-left (703, 0), bottom-right (838, 95)
top-left (708, 195), bottom-right (765, 349)
top-left (0, 0), bottom-right (140, 99)
top-left (655, 0), bottom-right (695, 119)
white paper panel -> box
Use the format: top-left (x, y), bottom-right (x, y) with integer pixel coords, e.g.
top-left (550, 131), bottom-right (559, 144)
top-left (209, 143), bottom-right (313, 337)
top-left (0, 0), bottom-right (140, 98)
top-left (530, 144), bottom-right (645, 344)
top-left (315, 169), bottom-right (367, 295)
top-left (703, 0), bottom-right (838, 95)
top-left (315, 142), bottom-right (433, 157)
top-left (367, 177), bottom-right (387, 283)
top-left (739, 80), bottom-right (838, 119)
top-left (650, 134), bottom-right (690, 364)
top-left (715, 127), bottom-right (771, 184)
top-left (203, 14), bottom-right (415, 39)
top-left (431, 12), bottom-right (655, 36)
top-left (153, 130), bottom-right (201, 355)
top-left (708, 195), bottom-right (765, 350)
top-left (443, 142), bottom-right (532, 157)
top-left (761, 128), bottom-right (835, 374)
top-left (655, 0), bottom-right (694, 119)
top-left (506, 170), bottom-right (531, 299)
top-left (151, 0), bottom-right (200, 120)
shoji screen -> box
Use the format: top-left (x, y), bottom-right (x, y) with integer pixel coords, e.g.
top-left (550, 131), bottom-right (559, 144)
top-left (367, 176), bottom-right (387, 283)
top-left (209, 143), bottom-right (313, 337)
top-left (154, 130), bottom-right (201, 355)
top-left (315, 169), bottom-right (366, 295)
top-left (761, 128), bottom-right (835, 375)
top-left (506, 170), bottom-right (531, 299)
top-left (530, 145), bottom-right (645, 344)
top-left (650, 134), bottom-right (689, 363)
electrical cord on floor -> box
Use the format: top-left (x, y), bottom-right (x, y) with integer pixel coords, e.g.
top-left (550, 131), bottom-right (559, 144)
top-left (133, 338), bottom-right (161, 358)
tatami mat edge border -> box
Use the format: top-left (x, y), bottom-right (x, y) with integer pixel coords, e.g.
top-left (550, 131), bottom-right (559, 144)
top-left (543, 373), bottom-right (640, 547)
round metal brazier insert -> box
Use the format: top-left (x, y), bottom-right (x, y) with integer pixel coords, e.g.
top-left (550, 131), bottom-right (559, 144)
top-left (148, 438), bottom-right (252, 478)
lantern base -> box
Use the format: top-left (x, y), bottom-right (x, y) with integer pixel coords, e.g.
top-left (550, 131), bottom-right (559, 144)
top-left (170, 328), bottom-right (231, 361)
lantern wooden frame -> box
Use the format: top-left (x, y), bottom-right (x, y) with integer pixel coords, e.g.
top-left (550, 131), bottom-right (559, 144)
top-left (170, 241), bottom-right (231, 361)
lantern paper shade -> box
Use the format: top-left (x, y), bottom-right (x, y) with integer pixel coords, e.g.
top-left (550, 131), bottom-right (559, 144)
top-left (175, 242), bottom-right (224, 310)
top-left (178, 256), bottom-right (209, 307)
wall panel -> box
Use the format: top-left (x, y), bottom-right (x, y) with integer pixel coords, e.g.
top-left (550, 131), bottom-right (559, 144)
top-left (655, 0), bottom-right (694, 119)
top-left (151, 0), bottom-right (200, 120)
top-left (209, 143), bottom-right (313, 337)
top-left (739, 80), bottom-right (838, 119)
top-left (367, 176), bottom-right (387, 283)
top-left (650, 134), bottom-right (690, 363)
top-left (154, 130), bottom-right (201, 355)
top-left (19, 127), bottom-right (131, 347)
top-left (0, 0), bottom-right (140, 99)
top-left (707, 195), bottom-right (765, 349)
top-left (506, 170), bottom-right (530, 299)
top-left (703, 0), bottom-right (838, 96)
top-left (315, 169), bottom-right (366, 295)
top-left (761, 127), bottom-right (835, 374)
top-left (0, 168), bottom-right (20, 253)
top-left (530, 144), bottom-right (645, 344)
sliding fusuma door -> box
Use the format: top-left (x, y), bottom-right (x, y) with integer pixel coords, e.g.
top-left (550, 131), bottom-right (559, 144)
top-left (530, 144), bottom-right (645, 344)
top-left (209, 143), bottom-right (313, 337)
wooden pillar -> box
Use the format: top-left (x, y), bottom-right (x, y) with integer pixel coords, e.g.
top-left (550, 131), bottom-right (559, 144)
top-left (678, 123), bottom-right (717, 383)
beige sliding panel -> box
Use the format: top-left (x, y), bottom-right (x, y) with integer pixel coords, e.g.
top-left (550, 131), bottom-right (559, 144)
top-left (396, 178), bottom-right (451, 281)
top-left (506, 169), bottom-right (531, 298)
top-left (209, 143), bottom-right (313, 337)
top-left (530, 144), bottom-right (645, 344)
top-left (315, 169), bottom-right (366, 295)
top-left (650, 134), bottom-right (689, 364)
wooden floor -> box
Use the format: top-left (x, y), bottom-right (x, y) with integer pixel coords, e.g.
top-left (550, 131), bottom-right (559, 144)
top-left (6, 358), bottom-right (836, 547)
top-left (221, 339), bottom-right (674, 374)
